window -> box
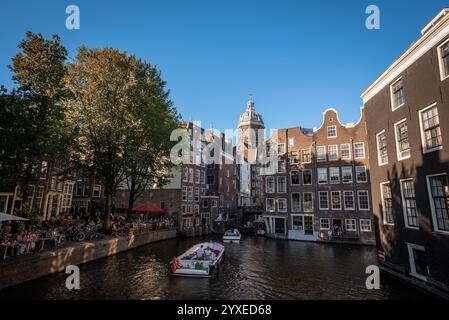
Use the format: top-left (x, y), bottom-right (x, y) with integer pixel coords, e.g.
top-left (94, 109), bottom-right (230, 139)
top-left (342, 167), bottom-right (353, 184)
top-left (376, 130), bottom-right (388, 165)
top-left (393, 119), bottom-right (411, 160)
top-left (356, 166), bottom-right (368, 183)
top-left (278, 161), bottom-right (286, 173)
top-left (278, 199), bottom-right (287, 212)
top-left (83, 184), bottom-right (90, 197)
top-left (320, 218), bottom-right (330, 230)
top-left (427, 174), bottom-right (449, 232)
top-left (76, 184), bottom-right (83, 197)
top-left (212, 200), bottom-right (218, 208)
top-left (278, 143), bottom-right (286, 154)
top-left (319, 191), bottom-right (329, 210)
top-left (303, 192), bottom-right (313, 212)
top-left (33, 186), bottom-right (44, 210)
top-left (381, 183), bottom-right (394, 225)
top-left (401, 179), bottom-right (419, 229)
top-left (266, 198), bottom-right (275, 212)
top-left (301, 149), bottom-right (311, 163)
top-left (331, 191), bottom-right (342, 210)
top-left (194, 204), bottom-right (200, 214)
top-left (329, 167), bottom-right (340, 184)
top-left (354, 143), bottom-right (365, 159)
top-left (183, 168), bottom-right (188, 182)
top-left (343, 191), bottom-right (354, 210)
top-left (194, 187), bottom-right (200, 202)
top-left (438, 39), bottom-right (449, 80)
top-left (202, 200), bottom-right (209, 208)
top-left (290, 153), bottom-right (299, 164)
top-left (207, 175), bottom-right (215, 185)
top-left (358, 191), bottom-right (370, 211)
top-left (291, 171), bottom-right (300, 185)
top-left (93, 185), bottom-right (101, 198)
top-left (419, 103), bottom-right (442, 153)
top-left (341, 144), bottom-right (351, 160)
top-left (327, 125), bottom-right (337, 138)
top-left (292, 215), bottom-right (303, 231)
top-left (291, 193), bottom-right (301, 212)
top-left (200, 171), bottom-right (205, 184)
top-left (0, 195), bottom-right (8, 213)
top-left (303, 170), bottom-right (312, 185)
top-left (407, 243), bottom-right (429, 281)
top-left (288, 138), bottom-right (294, 146)
top-left (391, 78), bottom-right (405, 110)
top-left (188, 186), bottom-right (193, 202)
top-left (317, 168), bottom-right (328, 184)
top-left (189, 168), bottom-right (194, 183)
top-left (316, 146), bottom-right (326, 162)
top-left (345, 219), bottom-right (357, 232)
top-left (277, 176), bottom-right (287, 193)
top-left (266, 177), bottom-right (275, 193)
top-left (328, 145), bottom-right (338, 161)
top-left (195, 170), bottom-right (200, 183)
top-left (360, 219), bottom-right (372, 232)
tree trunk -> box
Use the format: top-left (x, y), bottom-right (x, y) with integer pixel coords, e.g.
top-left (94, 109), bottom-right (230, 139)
top-left (127, 191), bottom-right (135, 219)
top-left (103, 190), bottom-right (113, 233)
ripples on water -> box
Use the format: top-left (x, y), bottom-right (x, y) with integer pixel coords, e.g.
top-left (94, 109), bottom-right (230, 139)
top-left (0, 236), bottom-right (430, 300)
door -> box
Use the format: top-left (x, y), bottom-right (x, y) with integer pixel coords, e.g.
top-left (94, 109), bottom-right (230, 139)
top-left (304, 216), bottom-right (314, 235)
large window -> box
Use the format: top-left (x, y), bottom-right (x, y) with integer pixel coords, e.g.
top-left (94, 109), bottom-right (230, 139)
top-left (316, 146), bottom-right (326, 162)
top-left (358, 191), bottom-right (370, 211)
top-left (342, 167), bottom-right (353, 184)
top-left (301, 149), bottom-right (311, 163)
top-left (207, 175), bottom-right (215, 185)
top-left (278, 143), bottom-right (286, 154)
top-left (360, 219), bottom-right (372, 232)
top-left (291, 171), bottom-right (300, 185)
top-left (182, 186), bottom-right (187, 201)
top-left (195, 169), bottom-right (200, 183)
top-left (278, 160), bottom-right (286, 173)
top-left (320, 218), bottom-right (330, 230)
top-left (277, 177), bottom-right (287, 193)
top-left (401, 179), bottom-right (419, 229)
top-left (376, 130), bottom-right (388, 165)
top-left (291, 193), bottom-right (301, 212)
top-left (345, 219), bottom-right (357, 232)
top-left (303, 170), bottom-right (312, 185)
top-left (328, 145), bottom-right (338, 161)
top-left (391, 78), bottom-right (405, 110)
top-left (278, 198), bottom-right (287, 212)
top-left (292, 215), bottom-right (303, 231)
top-left (194, 187), bottom-right (200, 202)
top-left (340, 144), bottom-right (351, 160)
top-left (395, 119), bottom-right (411, 160)
top-left (303, 192), bottom-right (313, 212)
top-left (343, 191), bottom-right (354, 210)
top-left (266, 198), bottom-right (275, 212)
top-left (356, 166), bottom-right (368, 183)
top-left (354, 142), bottom-right (365, 159)
top-left (317, 168), bottom-right (328, 184)
top-left (419, 103), bottom-right (442, 153)
top-left (438, 40), bottom-right (449, 80)
top-left (329, 167), bottom-right (340, 184)
top-left (188, 186), bottom-right (193, 201)
top-left (381, 182), bottom-right (394, 225)
top-left (327, 125), bottom-right (337, 138)
top-left (266, 177), bottom-right (275, 193)
top-left (331, 191), bottom-right (342, 210)
top-left (427, 174), bottom-right (449, 232)
top-left (319, 191), bottom-right (329, 210)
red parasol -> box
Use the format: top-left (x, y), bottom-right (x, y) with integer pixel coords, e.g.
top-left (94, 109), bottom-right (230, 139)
top-left (132, 203), bottom-right (166, 215)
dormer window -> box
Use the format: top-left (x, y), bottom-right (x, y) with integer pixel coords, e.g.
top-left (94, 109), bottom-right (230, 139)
top-left (327, 125), bottom-right (337, 138)
top-left (391, 78), bottom-right (405, 110)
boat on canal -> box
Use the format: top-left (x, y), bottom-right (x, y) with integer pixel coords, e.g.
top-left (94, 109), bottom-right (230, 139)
top-left (222, 229), bottom-right (241, 243)
top-left (170, 242), bottom-right (225, 278)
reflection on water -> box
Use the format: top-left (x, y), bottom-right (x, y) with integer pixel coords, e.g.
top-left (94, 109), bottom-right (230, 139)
top-left (0, 236), bottom-right (430, 300)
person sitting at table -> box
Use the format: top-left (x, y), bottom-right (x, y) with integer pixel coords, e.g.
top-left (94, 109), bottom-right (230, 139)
top-left (15, 232), bottom-right (26, 255)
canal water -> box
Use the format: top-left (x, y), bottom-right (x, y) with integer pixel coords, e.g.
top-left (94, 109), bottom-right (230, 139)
top-left (0, 236), bottom-right (430, 300)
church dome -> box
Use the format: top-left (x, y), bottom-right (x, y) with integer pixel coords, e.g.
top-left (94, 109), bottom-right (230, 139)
top-left (238, 96), bottom-right (265, 129)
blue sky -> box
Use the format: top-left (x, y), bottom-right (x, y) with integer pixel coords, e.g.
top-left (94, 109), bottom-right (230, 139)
top-left (0, 0), bottom-right (447, 132)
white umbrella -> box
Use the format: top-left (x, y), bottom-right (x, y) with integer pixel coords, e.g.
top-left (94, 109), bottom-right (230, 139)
top-left (0, 213), bottom-right (30, 222)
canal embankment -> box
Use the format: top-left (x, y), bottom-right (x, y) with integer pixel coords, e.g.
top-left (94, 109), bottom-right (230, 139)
top-left (0, 228), bottom-right (177, 290)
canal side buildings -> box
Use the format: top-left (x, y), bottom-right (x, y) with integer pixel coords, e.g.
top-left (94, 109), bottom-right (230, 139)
top-left (362, 8), bottom-right (449, 297)
top-left (262, 108), bottom-right (375, 245)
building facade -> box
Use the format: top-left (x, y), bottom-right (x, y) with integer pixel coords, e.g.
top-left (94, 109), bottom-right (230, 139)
top-left (362, 9), bottom-right (449, 297)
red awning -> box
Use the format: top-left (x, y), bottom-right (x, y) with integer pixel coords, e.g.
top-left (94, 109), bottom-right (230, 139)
top-left (132, 203), bottom-right (166, 215)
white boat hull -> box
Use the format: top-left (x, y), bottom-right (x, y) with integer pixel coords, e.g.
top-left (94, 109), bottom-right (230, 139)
top-left (223, 236), bottom-right (241, 243)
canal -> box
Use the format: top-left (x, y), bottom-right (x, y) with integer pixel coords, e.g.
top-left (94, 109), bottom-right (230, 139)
top-left (0, 236), bottom-right (430, 300)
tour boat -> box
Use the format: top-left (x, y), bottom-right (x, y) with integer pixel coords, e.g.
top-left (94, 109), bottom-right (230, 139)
top-left (170, 242), bottom-right (225, 278)
top-left (222, 229), bottom-right (241, 243)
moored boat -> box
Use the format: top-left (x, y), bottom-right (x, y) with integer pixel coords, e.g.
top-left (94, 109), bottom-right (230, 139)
top-left (222, 229), bottom-right (241, 243)
top-left (170, 242), bottom-right (225, 277)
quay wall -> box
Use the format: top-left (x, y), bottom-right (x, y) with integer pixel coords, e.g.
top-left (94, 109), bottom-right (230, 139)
top-left (0, 229), bottom-right (177, 290)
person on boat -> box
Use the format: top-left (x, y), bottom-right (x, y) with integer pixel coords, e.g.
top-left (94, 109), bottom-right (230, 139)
top-left (196, 245), bottom-right (205, 259)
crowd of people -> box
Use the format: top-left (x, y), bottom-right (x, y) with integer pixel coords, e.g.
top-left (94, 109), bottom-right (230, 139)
top-left (1, 214), bottom-right (176, 260)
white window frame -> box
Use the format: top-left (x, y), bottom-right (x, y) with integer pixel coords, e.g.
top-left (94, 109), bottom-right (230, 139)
top-left (317, 168), bottom-right (328, 185)
top-left (354, 142), bottom-right (365, 159)
top-left (327, 125), bottom-right (337, 138)
top-left (376, 130), bottom-right (388, 166)
top-left (380, 182), bottom-right (394, 226)
top-left (277, 176), bottom-right (287, 194)
top-left (328, 145), bottom-right (338, 161)
top-left (419, 102), bottom-right (443, 154)
top-left (318, 191), bottom-right (329, 210)
top-left (426, 173), bottom-right (449, 234)
top-left (390, 77), bottom-right (405, 111)
top-left (437, 38), bottom-right (449, 82)
top-left (301, 149), bottom-right (311, 164)
top-left (345, 219), bottom-right (357, 232)
top-left (266, 198), bottom-right (275, 212)
top-left (320, 218), bottom-right (330, 230)
top-left (357, 190), bottom-right (370, 211)
top-left (302, 169), bottom-right (312, 185)
top-left (291, 193), bottom-right (301, 212)
top-left (359, 219), bottom-right (372, 232)
top-left (288, 138), bottom-right (295, 146)
top-left (394, 118), bottom-right (411, 161)
top-left (278, 143), bottom-right (286, 155)
top-left (400, 178), bottom-right (419, 230)
top-left (406, 243), bottom-right (428, 282)
top-left (341, 166), bottom-right (353, 184)
top-left (330, 191), bottom-right (342, 211)
top-left (340, 143), bottom-right (351, 160)
top-left (182, 186), bottom-right (188, 201)
top-left (356, 166), bottom-right (368, 184)
top-left (303, 192), bottom-right (313, 212)
top-left (278, 160), bottom-right (286, 173)
top-left (290, 170), bottom-right (300, 185)
top-left (265, 176), bottom-right (275, 194)
top-left (329, 167), bottom-right (340, 184)
top-left (278, 198), bottom-right (288, 213)
top-left (343, 191), bottom-right (355, 211)
top-left (316, 146), bottom-right (326, 162)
